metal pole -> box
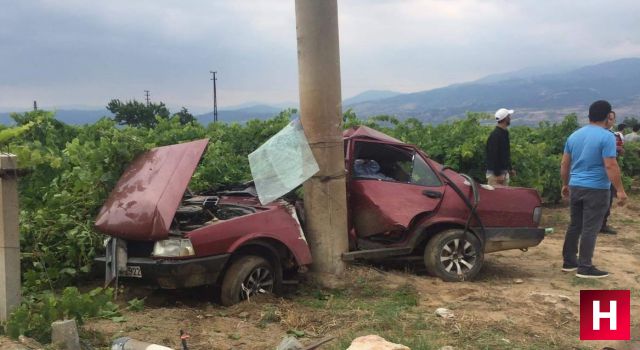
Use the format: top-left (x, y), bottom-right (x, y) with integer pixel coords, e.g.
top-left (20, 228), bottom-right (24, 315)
top-left (144, 90), bottom-right (150, 106)
top-left (210, 71), bottom-right (218, 122)
top-left (295, 0), bottom-right (348, 281)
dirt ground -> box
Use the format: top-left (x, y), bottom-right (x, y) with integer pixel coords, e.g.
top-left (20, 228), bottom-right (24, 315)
top-left (2, 195), bottom-right (639, 350)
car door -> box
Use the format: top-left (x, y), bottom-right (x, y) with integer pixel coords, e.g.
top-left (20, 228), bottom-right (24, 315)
top-left (348, 140), bottom-right (445, 237)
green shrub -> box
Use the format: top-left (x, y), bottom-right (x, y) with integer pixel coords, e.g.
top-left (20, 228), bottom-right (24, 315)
top-left (3, 287), bottom-right (120, 343)
top-left (7, 108), bottom-right (633, 296)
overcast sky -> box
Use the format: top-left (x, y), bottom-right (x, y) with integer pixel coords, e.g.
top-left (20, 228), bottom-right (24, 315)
top-left (1, 0), bottom-right (639, 113)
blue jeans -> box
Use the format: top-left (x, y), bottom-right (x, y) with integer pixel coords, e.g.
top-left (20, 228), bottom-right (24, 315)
top-left (562, 186), bottom-right (610, 268)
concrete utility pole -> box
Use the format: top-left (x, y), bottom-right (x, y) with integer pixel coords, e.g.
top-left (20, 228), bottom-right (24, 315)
top-left (0, 154), bottom-right (20, 322)
top-left (295, 0), bottom-right (349, 283)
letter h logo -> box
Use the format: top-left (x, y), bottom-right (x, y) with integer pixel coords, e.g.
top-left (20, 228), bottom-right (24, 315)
top-left (580, 290), bottom-right (630, 340)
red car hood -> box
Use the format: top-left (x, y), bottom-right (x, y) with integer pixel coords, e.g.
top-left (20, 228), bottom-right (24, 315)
top-left (95, 139), bottom-right (209, 241)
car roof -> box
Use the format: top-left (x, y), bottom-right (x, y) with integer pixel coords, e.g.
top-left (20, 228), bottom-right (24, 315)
top-left (343, 125), bottom-right (404, 144)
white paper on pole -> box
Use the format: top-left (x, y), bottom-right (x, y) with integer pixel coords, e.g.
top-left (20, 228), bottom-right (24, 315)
top-left (248, 119), bottom-right (319, 205)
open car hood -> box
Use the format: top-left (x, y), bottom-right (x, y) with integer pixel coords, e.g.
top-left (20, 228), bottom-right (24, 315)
top-left (95, 139), bottom-right (209, 241)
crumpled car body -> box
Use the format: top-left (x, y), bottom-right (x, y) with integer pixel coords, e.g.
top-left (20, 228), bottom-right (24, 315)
top-left (95, 139), bottom-right (311, 305)
top-left (342, 126), bottom-right (545, 280)
top-left (95, 124), bottom-right (546, 296)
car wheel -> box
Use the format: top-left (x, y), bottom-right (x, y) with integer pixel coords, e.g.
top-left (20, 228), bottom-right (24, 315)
top-left (220, 255), bottom-right (277, 306)
top-left (424, 229), bottom-right (483, 282)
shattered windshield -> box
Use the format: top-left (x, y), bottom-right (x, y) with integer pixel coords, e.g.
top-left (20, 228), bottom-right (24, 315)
top-left (248, 119), bottom-right (319, 205)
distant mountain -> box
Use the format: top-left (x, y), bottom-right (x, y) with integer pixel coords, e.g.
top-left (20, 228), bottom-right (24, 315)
top-left (471, 63), bottom-right (578, 84)
top-left (343, 90), bottom-right (402, 106)
top-left (347, 58), bottom-right (640, 124)
top-left (219, 101), bottom-right (298, 111)
top-left (0, 112), bottom-right (17, 125)
top-left (0, 109), bottom-right (111, 125)
top-left (4, 58), bottom-right (639, 126)
top-left (196, 105), bottom-right (285, 123)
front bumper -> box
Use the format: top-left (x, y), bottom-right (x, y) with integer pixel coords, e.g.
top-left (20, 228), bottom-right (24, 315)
top-left (480, 227), bottom-right (545, 253)
top-left (95, 254), bottom-right (230, 289)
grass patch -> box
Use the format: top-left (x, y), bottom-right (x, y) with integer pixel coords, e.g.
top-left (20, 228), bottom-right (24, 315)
top-left (617, 218), bottom-right (638, 225)
top-left (298, 279), bottom-right (436, 349)
top-left (570, 277), bottom-right (603, 287)
top-left (258, 305), bottom-right (281, 328)
top-left (79, 328), bottom-right (109, 349)
top-left (294, 272), bottom-right (593, 350)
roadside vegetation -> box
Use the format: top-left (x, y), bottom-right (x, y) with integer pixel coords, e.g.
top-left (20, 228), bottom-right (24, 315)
top-left (1, 107), bottom-right (638, 344)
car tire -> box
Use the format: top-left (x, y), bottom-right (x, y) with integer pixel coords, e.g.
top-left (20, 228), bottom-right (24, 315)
top-left (220, 255), bottom-right (277, 306)
top-left (424, 229), bottom-right (484, 282)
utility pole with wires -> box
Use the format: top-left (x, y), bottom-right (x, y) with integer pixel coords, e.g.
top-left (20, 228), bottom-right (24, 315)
top-left (295, 0), bottom-right (348, 284)
top-left (210, 71), bottom-right (218, 122)
top-left (144, 90), bottom-right (150, 106)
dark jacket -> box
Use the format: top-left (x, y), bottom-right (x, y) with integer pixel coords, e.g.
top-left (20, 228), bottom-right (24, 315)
top-left (486, 126), bottom-right (511, 176)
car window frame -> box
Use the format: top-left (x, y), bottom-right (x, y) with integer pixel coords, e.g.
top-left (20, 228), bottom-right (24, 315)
top-left (349, 140), bottom-right (443, 188)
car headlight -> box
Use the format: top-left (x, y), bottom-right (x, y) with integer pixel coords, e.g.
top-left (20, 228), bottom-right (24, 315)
top-left (152, 238), bottom-right (195, 257)
top-left (533, 207), bottom-right (542, 225)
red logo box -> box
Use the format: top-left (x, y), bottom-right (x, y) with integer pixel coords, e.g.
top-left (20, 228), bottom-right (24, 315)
top-left (580, 290), bottom-right (630, 340)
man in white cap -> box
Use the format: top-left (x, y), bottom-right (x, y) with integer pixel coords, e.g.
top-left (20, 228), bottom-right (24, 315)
top-left (485, 108), bottom-right (515, 186)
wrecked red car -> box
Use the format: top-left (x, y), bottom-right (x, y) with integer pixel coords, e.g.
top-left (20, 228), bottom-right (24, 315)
top-left (95, 125), bottom-right (545, 306)
top-left (95, 139), bottom-right (311, 306)
top-left (341, 126), bottom-right (545, 281)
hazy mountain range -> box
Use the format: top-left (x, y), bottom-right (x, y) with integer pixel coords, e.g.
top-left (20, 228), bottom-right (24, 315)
top-left (347, 58), bottom-right (640, 124)
top-left (2, 58), bottom-right (639, 126)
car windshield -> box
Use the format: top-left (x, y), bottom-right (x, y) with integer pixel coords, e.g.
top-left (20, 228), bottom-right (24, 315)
top-left (248, 119), bottom-right (319, 205)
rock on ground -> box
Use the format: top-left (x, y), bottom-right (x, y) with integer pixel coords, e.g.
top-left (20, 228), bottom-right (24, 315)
top-left (346, 335), bottom-right (410, 350)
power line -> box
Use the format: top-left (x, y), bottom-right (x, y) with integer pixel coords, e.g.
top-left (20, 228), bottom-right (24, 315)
top-left (210, 71), bottom-right (218, 122)
top-left (144, 90), bottom-right (150, 106)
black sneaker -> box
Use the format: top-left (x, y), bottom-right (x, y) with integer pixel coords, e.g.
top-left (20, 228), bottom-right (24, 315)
top-left (599, 226), bottom-right (617, 235)
top-left (562, 262), bottom-right (578, 272)
top-left (576, 266), bottom-right (609, 279)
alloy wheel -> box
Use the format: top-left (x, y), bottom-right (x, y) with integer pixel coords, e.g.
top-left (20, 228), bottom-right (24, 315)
top-left (439, 238), bottom-right (478, 276)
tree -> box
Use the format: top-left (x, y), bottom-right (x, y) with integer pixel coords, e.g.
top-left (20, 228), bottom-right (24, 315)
top-left (623, 116), bottom-right (639, 129)
top-left (106, 99), bottom-right (170, 127)
top-left (172, 107), bottom-right (196, 125)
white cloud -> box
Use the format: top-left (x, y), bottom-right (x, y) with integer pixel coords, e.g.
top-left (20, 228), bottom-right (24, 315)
top-left (1, 0), bottom-right (639, 109)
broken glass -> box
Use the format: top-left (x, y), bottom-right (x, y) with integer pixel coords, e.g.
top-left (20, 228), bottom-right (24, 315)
top-left (248, 119), bottom-right (319, 205)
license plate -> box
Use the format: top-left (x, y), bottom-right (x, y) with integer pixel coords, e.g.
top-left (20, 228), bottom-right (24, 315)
top-left (121, 266), bottom-right (142, 278)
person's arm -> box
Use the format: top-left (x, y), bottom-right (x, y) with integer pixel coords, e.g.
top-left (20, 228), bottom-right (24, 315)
top-left (560, 152), bottom-right (571, 198)
top-left (603, 157), bottom-right (627, 206)
top-left (506, 133), bottom-right (515, 176)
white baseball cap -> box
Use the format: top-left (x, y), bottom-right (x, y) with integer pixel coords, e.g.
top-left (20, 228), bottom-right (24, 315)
top-left (495, 108), bottom-right (514, 122)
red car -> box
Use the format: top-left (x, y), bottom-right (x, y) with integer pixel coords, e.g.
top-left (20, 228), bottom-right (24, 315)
top-left (341, 126), bottom-right (544, 281)
top-left (95, 139), bottom-right (311, 306)
top-left (95, 127), bottom-right (545, 305)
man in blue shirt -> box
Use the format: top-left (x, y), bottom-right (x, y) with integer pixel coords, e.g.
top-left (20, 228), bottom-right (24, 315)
top-left (560, 100), bottom-right (627, 278)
